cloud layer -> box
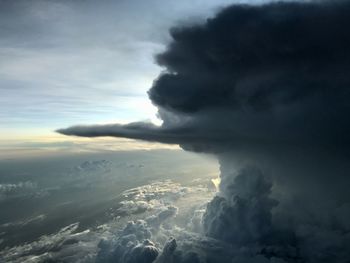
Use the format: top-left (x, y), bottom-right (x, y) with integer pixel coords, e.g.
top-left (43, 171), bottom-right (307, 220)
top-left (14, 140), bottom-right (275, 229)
top-left (0, 180), bottom-right (213, 262)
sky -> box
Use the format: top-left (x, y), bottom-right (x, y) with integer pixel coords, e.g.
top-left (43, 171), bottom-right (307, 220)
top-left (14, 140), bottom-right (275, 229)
top-left (1, 1), bottom-right (350, 262)
top-left (0, 0), bottom-right (263, 154)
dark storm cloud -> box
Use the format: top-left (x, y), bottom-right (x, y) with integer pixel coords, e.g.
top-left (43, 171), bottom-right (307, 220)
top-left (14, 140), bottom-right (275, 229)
top-left (203, 167), bottom-right (278, 245)
top-left (151, 1), bottom-right (350, 113)
top-left (58, 0), bottom-right (350, 154)
top-left (57, 1), bottom-right (350, 262)
top-left (58, 122), bottom-right (192, 144)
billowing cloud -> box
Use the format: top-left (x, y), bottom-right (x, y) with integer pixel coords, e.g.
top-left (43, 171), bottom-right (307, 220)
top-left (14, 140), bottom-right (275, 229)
top-left (203, 166), bottom-right (278, 245)
top-left (57, 1), bottom-right (350, 262)
top-left (58, 0), bottom-right (350, 155)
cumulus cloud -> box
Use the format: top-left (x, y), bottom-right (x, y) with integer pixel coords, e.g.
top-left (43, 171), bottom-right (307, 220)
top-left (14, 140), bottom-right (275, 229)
top-left (96, 180), bottom-right (211, 263)
top-left (151, 165), bottom-right (350, 263)
top-left (96, 220), bottom-right (159, 263)
top-left (0, 181), bottom-right (40, 201)
top-left (120, 181), bottom-right (190, 204)
top-left (57, 0), bottom-right (350, 262)
top-left (203, 166), bottom-right (278, 245)
top-left (74, 160), bottom-right (112, 173)
top-left (0, 180), bottom-right (213, 262)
